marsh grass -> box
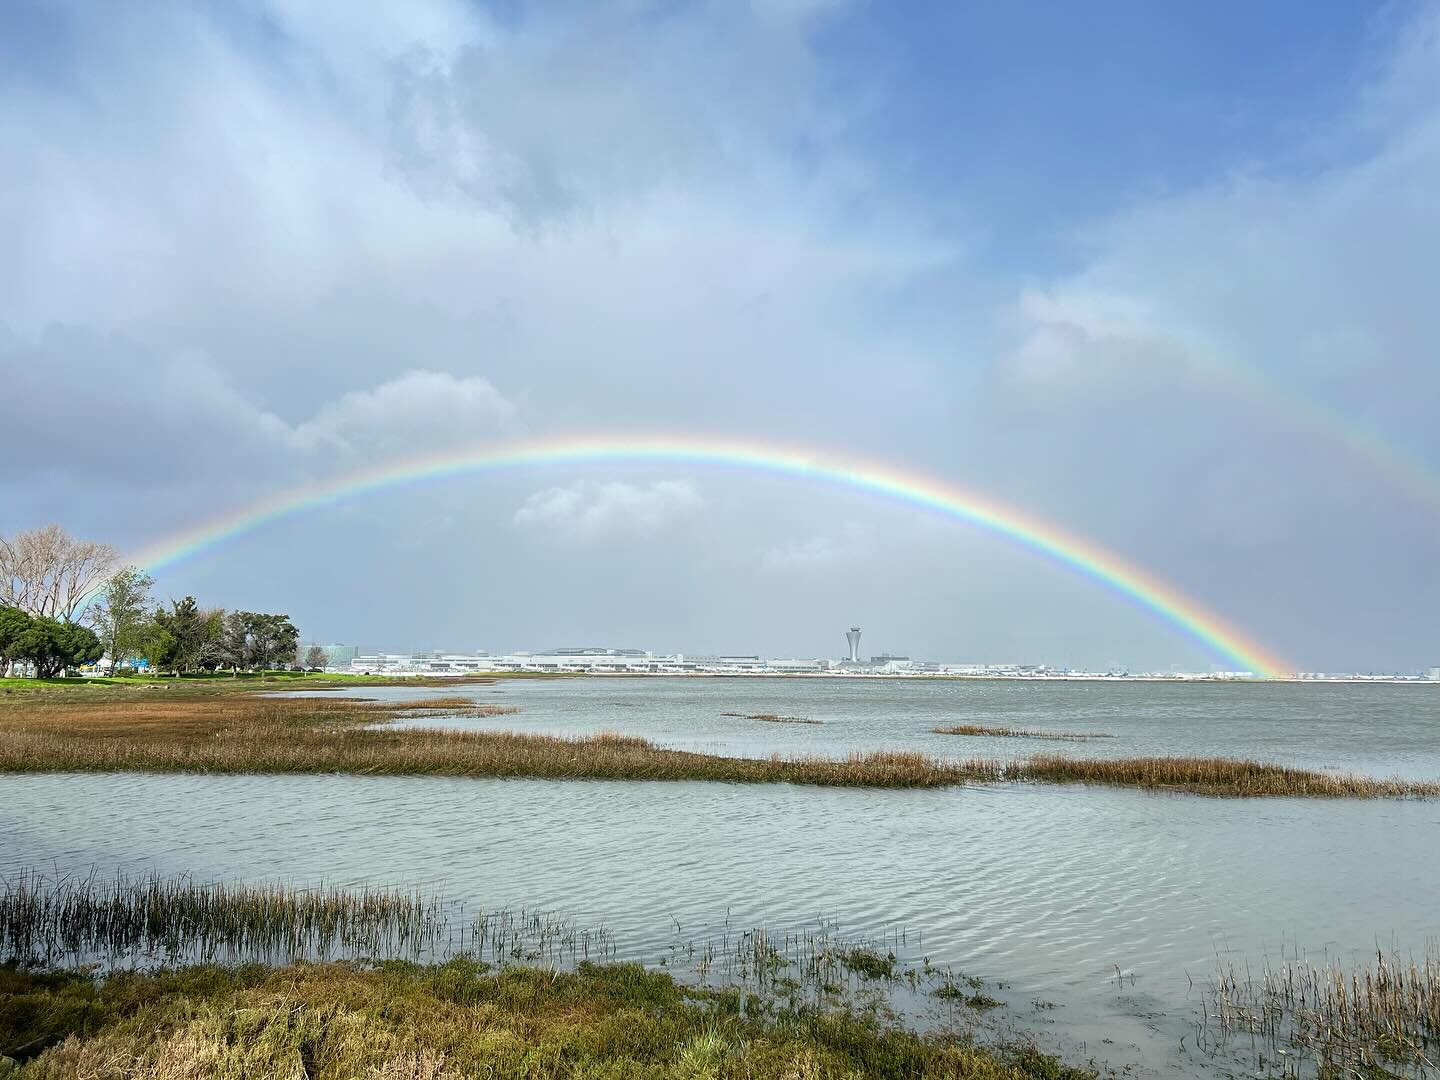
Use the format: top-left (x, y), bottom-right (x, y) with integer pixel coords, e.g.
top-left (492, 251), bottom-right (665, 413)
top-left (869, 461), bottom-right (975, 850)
top-left (0, 695), bottom-right (967, 787)
top-left (1011, 754), bottom-right (1437, 798)
top-left (934, 725), bottom-right (1114, 741)
top-left (0, 959), bottom-right (1096, 1080)
top-left (0, 874), bottom-right (1093, 1079)
top-left (720, 712), bottom-right (823, 724)
top-left (0, 870), bottom-right (443, 969)
top-left (935, 981), bottom-right (1003, 1010)
top-left (1207, 944), bottom-right (1440, 1077)
top-left (2, 873), bottom-right (959, 1010)
top-left (0, 694), bottom-right (1435, 796)
top-left (668, 919), bottom-right (946, 1005)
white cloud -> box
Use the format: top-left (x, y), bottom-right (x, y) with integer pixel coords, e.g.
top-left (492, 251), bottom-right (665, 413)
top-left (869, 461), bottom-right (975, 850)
top-left (0, 328), bottom-right (518, 479)
top-left (513, 481), bottom-right (703, 542)
top-left (290, 370), bottom-right (516, 456)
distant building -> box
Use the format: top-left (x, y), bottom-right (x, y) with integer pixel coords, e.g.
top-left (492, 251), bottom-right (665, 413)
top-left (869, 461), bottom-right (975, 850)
top-left (1428, 666), bottom-right (1440, 682)
top-left (550, 647), bottom-right (649, 656)
top-left (845, 627), bottom-right (862, 663)
top-left (766, 658), bottom-right (830, 673)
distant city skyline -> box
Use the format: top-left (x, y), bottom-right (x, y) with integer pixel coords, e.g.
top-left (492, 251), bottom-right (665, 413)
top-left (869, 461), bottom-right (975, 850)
top-left (300, 638), bottom-right (1440, 681)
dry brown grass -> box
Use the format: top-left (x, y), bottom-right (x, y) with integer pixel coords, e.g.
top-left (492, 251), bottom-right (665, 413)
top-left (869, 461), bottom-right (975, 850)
top-left (0, 694), bottom-right (1434, 796)
top-left (1010, 754), bottom-right (1436, 798)
top-left (0, 695), bottom-right (974, 787)
top-left (933, 725), bottom-right (1113, 741)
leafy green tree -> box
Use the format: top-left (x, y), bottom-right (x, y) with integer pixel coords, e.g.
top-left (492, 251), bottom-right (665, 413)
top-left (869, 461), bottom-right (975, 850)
top-left (93, 567), bottom-right (154, 674)
top-left (244, 612), bottom-right (300, 671)
top-left (9, 616), bottom-right (102, 677)
top-left (139, 619), bottom-right (178, 674)
top-left (0, 605), bottom-right (33, 675)
top-left (151, 598), bottom-right (225, 674)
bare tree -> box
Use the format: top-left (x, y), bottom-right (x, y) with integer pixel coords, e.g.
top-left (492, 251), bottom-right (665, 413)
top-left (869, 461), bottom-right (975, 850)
top-left (0, 525), bottom-right (120, 623)
top-left (304, 645), bottom-right (329, 670)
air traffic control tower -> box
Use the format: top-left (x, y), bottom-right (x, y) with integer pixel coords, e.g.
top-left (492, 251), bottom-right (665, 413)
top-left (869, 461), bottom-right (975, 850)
top-left (846, 626), bottom-right (862, 663)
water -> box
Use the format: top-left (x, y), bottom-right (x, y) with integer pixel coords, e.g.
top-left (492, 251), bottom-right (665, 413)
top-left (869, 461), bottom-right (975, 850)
top-left (4, 677), bottom-right (1439, 1076)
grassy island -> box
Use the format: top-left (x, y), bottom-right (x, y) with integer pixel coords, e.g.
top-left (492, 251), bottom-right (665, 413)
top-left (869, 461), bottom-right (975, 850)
top-left (0, 689), bottom-right (1435, 798)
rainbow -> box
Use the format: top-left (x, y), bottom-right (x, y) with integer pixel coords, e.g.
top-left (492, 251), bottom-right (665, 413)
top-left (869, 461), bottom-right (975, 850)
top-left (126, 434), bottom-right (1292, 676)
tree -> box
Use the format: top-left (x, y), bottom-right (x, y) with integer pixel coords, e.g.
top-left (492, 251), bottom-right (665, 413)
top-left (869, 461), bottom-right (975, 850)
top-left (9, 615), bottom-right (102, 678)
top-left (93, 567), bottom-right (154, 673)
top-left (138, 618), bottom-right (178, 674)
top-left (218, 611), bottom-right (253, 672)
top-left (248, 613), bottom-right (299, 671)
top-left (211, 611), bottom-right (298, 673)
top-left (304, 645), bottom-right (328, 671)
top-left (0, 525), bottom-right (119, 623)
top-left (0, 605), bottom-right (32, 675)
top-left (151, 598), bottom-right (225, 674)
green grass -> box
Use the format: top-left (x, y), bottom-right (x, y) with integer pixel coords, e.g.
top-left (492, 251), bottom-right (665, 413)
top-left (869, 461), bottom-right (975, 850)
top-left (0, 959), bottom-right (1095, 1079)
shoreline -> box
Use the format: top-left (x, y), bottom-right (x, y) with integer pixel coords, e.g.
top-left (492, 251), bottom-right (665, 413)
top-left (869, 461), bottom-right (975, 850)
top-left (324, 670), bottom-right (1440, 685)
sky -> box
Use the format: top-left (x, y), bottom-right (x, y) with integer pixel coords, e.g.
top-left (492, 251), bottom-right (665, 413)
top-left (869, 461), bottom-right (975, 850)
top-left (3, 1), bottom-right (1439, 671)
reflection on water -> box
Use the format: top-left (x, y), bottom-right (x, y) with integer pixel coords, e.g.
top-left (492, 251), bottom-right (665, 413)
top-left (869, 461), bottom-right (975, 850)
top-left (4, 677), bottom-right (1439, 1076)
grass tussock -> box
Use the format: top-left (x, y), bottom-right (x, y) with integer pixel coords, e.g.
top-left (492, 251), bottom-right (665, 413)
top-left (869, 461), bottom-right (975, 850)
top-left (720, 712), bottom-right (823, 725)
top-left (0, 693), bottom-right (1434, 796)
top-left (0, 960), bottom-right (1095, 1080)
top-left (933, 725), bottom-right (1113, 741)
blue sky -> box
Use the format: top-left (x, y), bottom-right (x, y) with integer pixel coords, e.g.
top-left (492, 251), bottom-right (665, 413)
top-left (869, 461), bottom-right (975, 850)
top-left (821, 3), bottom-right (1380, 264)
top-left (2, 1), bottom-right (1438, 670)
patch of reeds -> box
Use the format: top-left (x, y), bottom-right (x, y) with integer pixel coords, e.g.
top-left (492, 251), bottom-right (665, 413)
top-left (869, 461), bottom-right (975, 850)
top-left (0, 870), bottom-right (442, 968)
top-left (1208, 944), bottom-right (1440, 1076)
top-left (0, 694), bottom-right (1435, 795)
top-left (720, 711), bottom-right (823, 724)
top-left (934, 724), bottom-right (1113, 741)
top-left (392, 697), bottom-right (521, 719)
top-left (0, 871), bottom-right (1097, 1078)
top-left (1010, 754), bottom-right (1438, 798)
top-left (669, 917), bottom-right (930, 999)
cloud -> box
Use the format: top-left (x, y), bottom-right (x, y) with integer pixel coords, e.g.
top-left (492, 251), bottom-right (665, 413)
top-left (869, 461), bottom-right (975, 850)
top-left (759, 525), bottom-right (870, 574)
top-left (513, 481), bottom-right (704, 542)
top-left (0, 327), bottom-right (517, 481)
top-left (3, 3), bottom-right (1440, 668)
top-left (291, 370), bottom-right (517, 457)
